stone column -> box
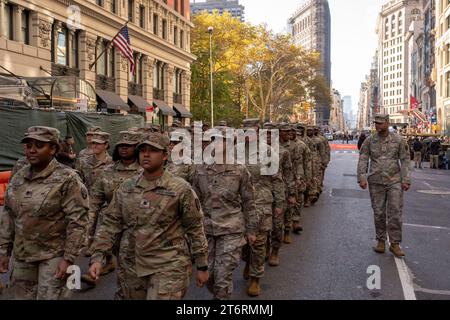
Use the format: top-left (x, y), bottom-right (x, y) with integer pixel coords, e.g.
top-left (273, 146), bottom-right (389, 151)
top-left (165, 64), bottom-right (174, 125)
top-left (183, 70), bottom-right (191, 126)
top-left (143, 56), bottom-right (154, 123)
top-left (79, 30), bottom-right (97, 87)
top-left (117, 51), bottom-right (130, 114)
top-left (14, 5), bottom-right (23, 43)
top-left (0, 0), bottom-right (6, 38)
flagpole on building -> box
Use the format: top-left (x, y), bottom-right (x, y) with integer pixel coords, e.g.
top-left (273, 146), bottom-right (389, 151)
top-left (89, 21), bottom-right (129, 71)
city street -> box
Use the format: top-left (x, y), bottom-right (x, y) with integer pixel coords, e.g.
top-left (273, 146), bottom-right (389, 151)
top-left (2, 141), bottom-right (449, 300)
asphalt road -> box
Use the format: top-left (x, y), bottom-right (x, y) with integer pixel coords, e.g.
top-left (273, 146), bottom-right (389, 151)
top-left (1, 141), bottom-right (450, 300)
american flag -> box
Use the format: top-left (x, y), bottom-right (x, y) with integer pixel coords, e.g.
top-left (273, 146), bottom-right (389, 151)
top-left (113, 25), bottom-right (135, 74)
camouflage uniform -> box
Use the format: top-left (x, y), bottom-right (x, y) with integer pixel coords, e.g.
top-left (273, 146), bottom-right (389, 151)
top-left (90, 134), bottom-right (208, 300)
top-left (192, 162), bottom-right (258, 300)
top-left (357, 129), bottom-right (411, 244)
top-left (75, 132), bottom-right (113, 192)
top-left (0, 127), bottom-right (89, 300)
top-left (311, 132), bottom-right (327, 194)
top-left (10, 156), bottom-right (29, 178)
top-left (292, 131), bottom-right (311, 225)
top-left (243, 143), bottom-right (285, 278)
top-left (304, 127), bottom-right (321, 203)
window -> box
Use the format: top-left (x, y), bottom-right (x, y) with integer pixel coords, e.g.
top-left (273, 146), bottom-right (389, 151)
top-left (180, 30), bottom-right (184, 48)
top-left (174, 69), bottom-right (182, 94)
top-left (162, 19), bottom-right (167, 39)
top-left (96, 0), bottom-right (104, 7)
top-left (446, 71), bottom-right (450, 98)
top-left (153, 14), bottom-right (159, 35)
top-left (180, 0), bottom-right (185, 16)
top-left (139, 5), bottom-right (145, 28)
top-left (175, 0), bottom-right (179, 12)
top-left (5, 3), bottom-right (13, 40)
top-left (107, 46), bottom-right (115, 78)
top-left (128, 0), bottom-right (134, 22)
top-left (174, 26), bottom-right (178, 45)
top-left (21, 10), bottom-right (30, 45)
top-left (132, 54), bottom-right (143, 84)
top-left (56, 25), bottom-right (68, 65)
top-left (153, 61), bottom-right (165, 90)
top-left (110, 0), bottom-right (117, 14)
top-left (96, 41), bottom-right (106, 75)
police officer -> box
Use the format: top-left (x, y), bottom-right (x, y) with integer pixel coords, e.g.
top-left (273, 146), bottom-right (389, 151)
top-left (358, 114), bottom-right (411, 258)
top-left (0, 126), bottom-right (89, 300)
top-left (88, 133), bottom-right (209, 300)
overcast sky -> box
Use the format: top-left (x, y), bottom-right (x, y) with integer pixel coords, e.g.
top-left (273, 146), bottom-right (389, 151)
top-left (236, 0), bottom-right (384, 112)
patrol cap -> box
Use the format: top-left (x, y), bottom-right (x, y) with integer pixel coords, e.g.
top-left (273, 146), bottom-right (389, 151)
top-left (278, 123), bottom-right (291, 131)
top-left (243, 118), bottom-right (260, 129)
top-left (21, 126), bottom-right (60, 144)
top-left (91, 132), bottom-right (110, 144)
top-left (297, 123), bottom-right (306, 130)
top-left (306, 125), bottom-right (315, 130)
top-left (137, 132), bottom-right (170, 152)
top-left (86, 126), bottom-right (102, 135)
top-left (218, 120), bottom-right (228, 126)
top-left (263, 122), bottom-right (278, 130)
top-left (116, 131), bottom-right (143, 146)
top-left (172, 120), bottom-right (182, 128)
top-left (374, 113), bottom-right (390, 124)
top-left (128, 127), bottom-right (139, 132)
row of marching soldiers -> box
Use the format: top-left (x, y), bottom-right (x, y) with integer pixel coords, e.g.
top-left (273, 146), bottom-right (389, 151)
top-left (0, 119), bottom-right (330, 300)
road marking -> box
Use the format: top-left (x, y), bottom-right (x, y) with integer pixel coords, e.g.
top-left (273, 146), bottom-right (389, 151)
top-left (404, 223), bottom-right (450, 231)
top-left (393, 257), bottom-right (417, 300)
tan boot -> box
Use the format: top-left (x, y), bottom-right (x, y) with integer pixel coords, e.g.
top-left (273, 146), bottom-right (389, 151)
top-left (373, 241), bottom-right (385, 254)
top-left (247, 277), bottom-right (261, 297)
top-left (389, 243), bottom-right (405, 258)
top-left (100, 257), bottom-right (116, 276)
top-left (243, 262), bottom-right (250, 280)
top-left (269, 248), bottom-right (280, 267)
top-left (283, 231), bottom-right (292, 244)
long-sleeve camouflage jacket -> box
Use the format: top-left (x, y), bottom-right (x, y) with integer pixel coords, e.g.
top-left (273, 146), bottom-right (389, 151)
top-left (357, 132), bottom-right (411, 185)
top-left (90, 171), bottom-right (208, 277)
top-left (75, 153), bottom-right (113, 192)
top-left (0, 159), bottom-right (89, 263)
top-left (192, 164), bottom-right (259, 237)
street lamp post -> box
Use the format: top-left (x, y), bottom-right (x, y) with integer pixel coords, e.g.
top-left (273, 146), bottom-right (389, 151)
top-left (208, 26), bottom-right (214, 127)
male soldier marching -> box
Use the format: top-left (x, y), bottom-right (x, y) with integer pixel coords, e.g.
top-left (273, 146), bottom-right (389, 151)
top-left (241, 119), bottom-right (285, 297)
top-left (358, 114), bottom-right (411, 257)
top-left (192, 127), bottom-right (258, 300)
top-left (305, 126), bottom-right (321, 206)
top-left (89, 133), bottom-right (209, 300)
top-left (0, 126), bottom-right (88, 300)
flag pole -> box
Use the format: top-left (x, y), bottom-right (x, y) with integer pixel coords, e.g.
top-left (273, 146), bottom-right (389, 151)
top-left (89, 21), bottom-right (129, 71)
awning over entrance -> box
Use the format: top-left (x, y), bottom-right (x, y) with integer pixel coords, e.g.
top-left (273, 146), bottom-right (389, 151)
top-left (173, 103), bottom-right (193, 118)
top-left (153, 99), bottom-right (176, 116)
top-left (97, 90), bottom-right (129, 111)
top-left (128, 95), bottom-right (150, 113)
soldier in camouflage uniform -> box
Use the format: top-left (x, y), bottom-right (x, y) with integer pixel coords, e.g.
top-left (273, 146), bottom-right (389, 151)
top-left (166, 129), bottom-right (194, 183)
top-left (314, 126), bottom-right (330, 193)
top-left (289, 124), bottom-right (311, 233)
top-left (81, 131), bottom-right (143, 293)
top-left (0, 126), bottom-right (89, 300)
top-left (305, 126), bottom-right (321, 207)
top-left (10, 156), bottom-right (29, 178)
top-left (192, 128), bottom-right (258, 300)
top-left (310, 126), bottom-right (327, 196)
top-left (89, 133), bottom-right (209, 300)
top-left (358, 114), bottom-right (411, 258)
top-left (78, 126), bottom-right (102, 160)
top-left (75, 132), bottom-right (113, 192)
top-left (263, 123), bottom-right (295, 267)
top-left (241, 119), bottom-right (285, 297)
top-left (278, 123), bottom-right (303, 244)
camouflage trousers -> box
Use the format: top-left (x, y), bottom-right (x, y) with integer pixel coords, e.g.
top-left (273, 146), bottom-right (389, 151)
top-left (271, 210), bottom-right (284, 249)
top-left (292, 192), bottom-right (304, 223)
top-left (11, 257), bottom-right (70, 300)
top-left (121, 267), bottom-right (191, 300)
top-left (369, 183), bottom-right (404, 244)
top-left (207, 234), bottom-right (245, 300)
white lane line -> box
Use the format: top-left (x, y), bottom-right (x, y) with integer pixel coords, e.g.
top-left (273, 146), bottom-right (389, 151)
top-left (393, 257), bottom-right (417, 300)
top-left (404, 223), bottom-right (450, 231)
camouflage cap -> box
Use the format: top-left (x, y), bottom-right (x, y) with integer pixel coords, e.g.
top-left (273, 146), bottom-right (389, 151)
top-left (128, 127), bottom-right (139, 132)
top-left (116, 131), bottom-right (143, 146)
top-left (263, 122), bottom-right (278, 130)
top-left (306, 125), bottom-right (315, 130)
top-left (374, 113), bottom-right (390, 124)
top-left (21, 126), bottom-right (60, 144)
top-left (218, 120), bottom-right (228, 126)
top-left (297, 123), bottom-right (306, 129)
top-left (172, 120), bottom-right (182, 128)
top-left (278, 122), bottom-right (291, 131)
top-left (242, 118), bottom-right (260, 129)
top-left (86, 126), bottom-right (102, 135)
top-left (91, 132), bottom-right (110, 144)
top-left (138, 132), bottom-right (170, 151)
